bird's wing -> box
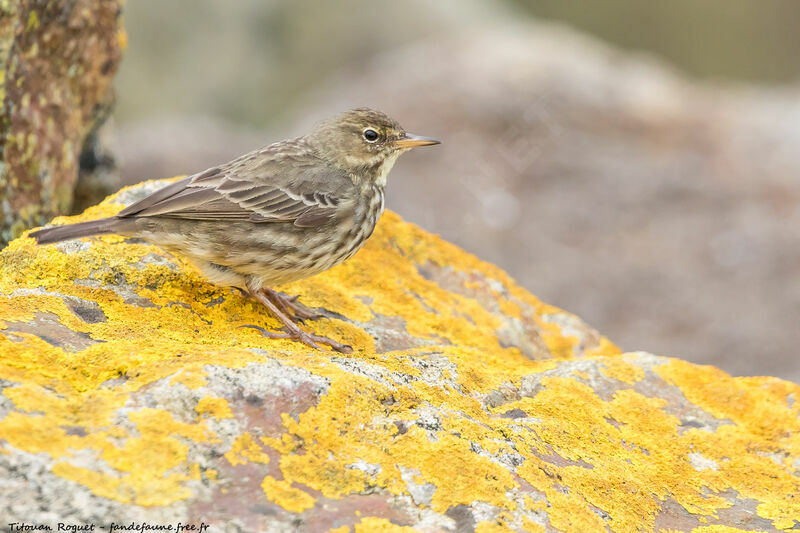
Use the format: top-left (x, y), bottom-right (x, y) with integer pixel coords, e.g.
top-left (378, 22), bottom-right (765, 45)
top-left (117, 141), bottom-right (353, 228)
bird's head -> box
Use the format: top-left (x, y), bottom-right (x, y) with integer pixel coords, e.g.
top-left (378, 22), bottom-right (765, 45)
top-left (308, 108), bottom-right (440, 183)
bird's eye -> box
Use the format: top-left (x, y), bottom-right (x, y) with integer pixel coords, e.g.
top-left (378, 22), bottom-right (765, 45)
top-left (363, 128), bottom-right (379, 142)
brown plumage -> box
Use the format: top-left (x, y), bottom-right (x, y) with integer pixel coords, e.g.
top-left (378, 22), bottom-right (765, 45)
top-left (30, 108), bottom-right (440, 352)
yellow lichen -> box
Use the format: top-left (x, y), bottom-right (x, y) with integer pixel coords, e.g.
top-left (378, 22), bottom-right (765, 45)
top-left (117, 27), bottom-right (128, 50)
top-left (585, 335), bottom-right (622, 357)
top-left (352, 518), bottom-right (419, 533)
top-left (195, 396), bottom-right (233, 420)
top-left (169, 368), bottom-right (209, 389)
top-left (45, 407), bottom-right (216, 506)
top-left (25, 10), bottom-right (38, 31)
top-left (598, 354), bottom-right (645, 384)
top-left (691, 527), bottom-right (758, 533)
top-left (538, 324), bottom-right (579, 359)
top-left (521, 518), bottom-right (545, 533)
top-left (224, 433), bottom-right (271, 466)
top-left (260, 475), bottom-right (316, 513)
top-left (474, 521), bottom-right (514, 533)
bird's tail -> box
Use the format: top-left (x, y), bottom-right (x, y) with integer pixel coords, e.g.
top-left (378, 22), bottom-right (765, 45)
top-left (29, 217), bottom-right (122, 245)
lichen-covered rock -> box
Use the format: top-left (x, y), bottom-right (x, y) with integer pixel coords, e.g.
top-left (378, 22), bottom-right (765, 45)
top-left (1, 180), bottom-right (798, 532)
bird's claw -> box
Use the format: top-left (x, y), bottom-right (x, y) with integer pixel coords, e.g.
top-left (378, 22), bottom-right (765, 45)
top-left (239, 324), bottom-right (352, 353)
top-left (245, 287), bottom-right (351, 353)
top-left (272, 291), bottom-right (324, 321)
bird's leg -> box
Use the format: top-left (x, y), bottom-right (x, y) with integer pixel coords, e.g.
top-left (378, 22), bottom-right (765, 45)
top-left (257, 290), bottom-right (298, 321)
top-left (261, 288), bottom-right (323, 322)
top-left (244, 287), bottom-right (352, 354)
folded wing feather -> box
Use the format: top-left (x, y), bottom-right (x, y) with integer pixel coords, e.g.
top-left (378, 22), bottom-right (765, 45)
top-left (115, 144), bottom-right (351, 228)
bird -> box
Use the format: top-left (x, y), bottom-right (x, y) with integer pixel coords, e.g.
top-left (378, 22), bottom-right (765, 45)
top-left (30, 108), bottom-right (440, 353)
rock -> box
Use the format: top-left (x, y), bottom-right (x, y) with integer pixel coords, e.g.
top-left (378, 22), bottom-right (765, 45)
top-left (1, 180), bottom-right (798, 532)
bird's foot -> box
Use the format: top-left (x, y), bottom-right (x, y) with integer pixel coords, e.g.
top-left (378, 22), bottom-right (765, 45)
top-left (244, 285), bottom-right (351, 353)
top-left (262, 288), bottom-right (324, 322)
top-left (239, 324), bottom-right (352, 354)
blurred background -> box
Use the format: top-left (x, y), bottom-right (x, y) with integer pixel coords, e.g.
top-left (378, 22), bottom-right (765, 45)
top-left (109, 0), bottom-right (800, 381)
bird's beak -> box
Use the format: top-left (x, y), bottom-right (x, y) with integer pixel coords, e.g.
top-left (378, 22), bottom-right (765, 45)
top-left (395, 133), bottom-right (441, 149)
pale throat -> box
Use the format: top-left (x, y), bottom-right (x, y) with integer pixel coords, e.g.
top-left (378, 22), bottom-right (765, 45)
top-left (374, 151), bottom-right (402, 187)
top-left (342, 150), bottom-right (404, 187)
